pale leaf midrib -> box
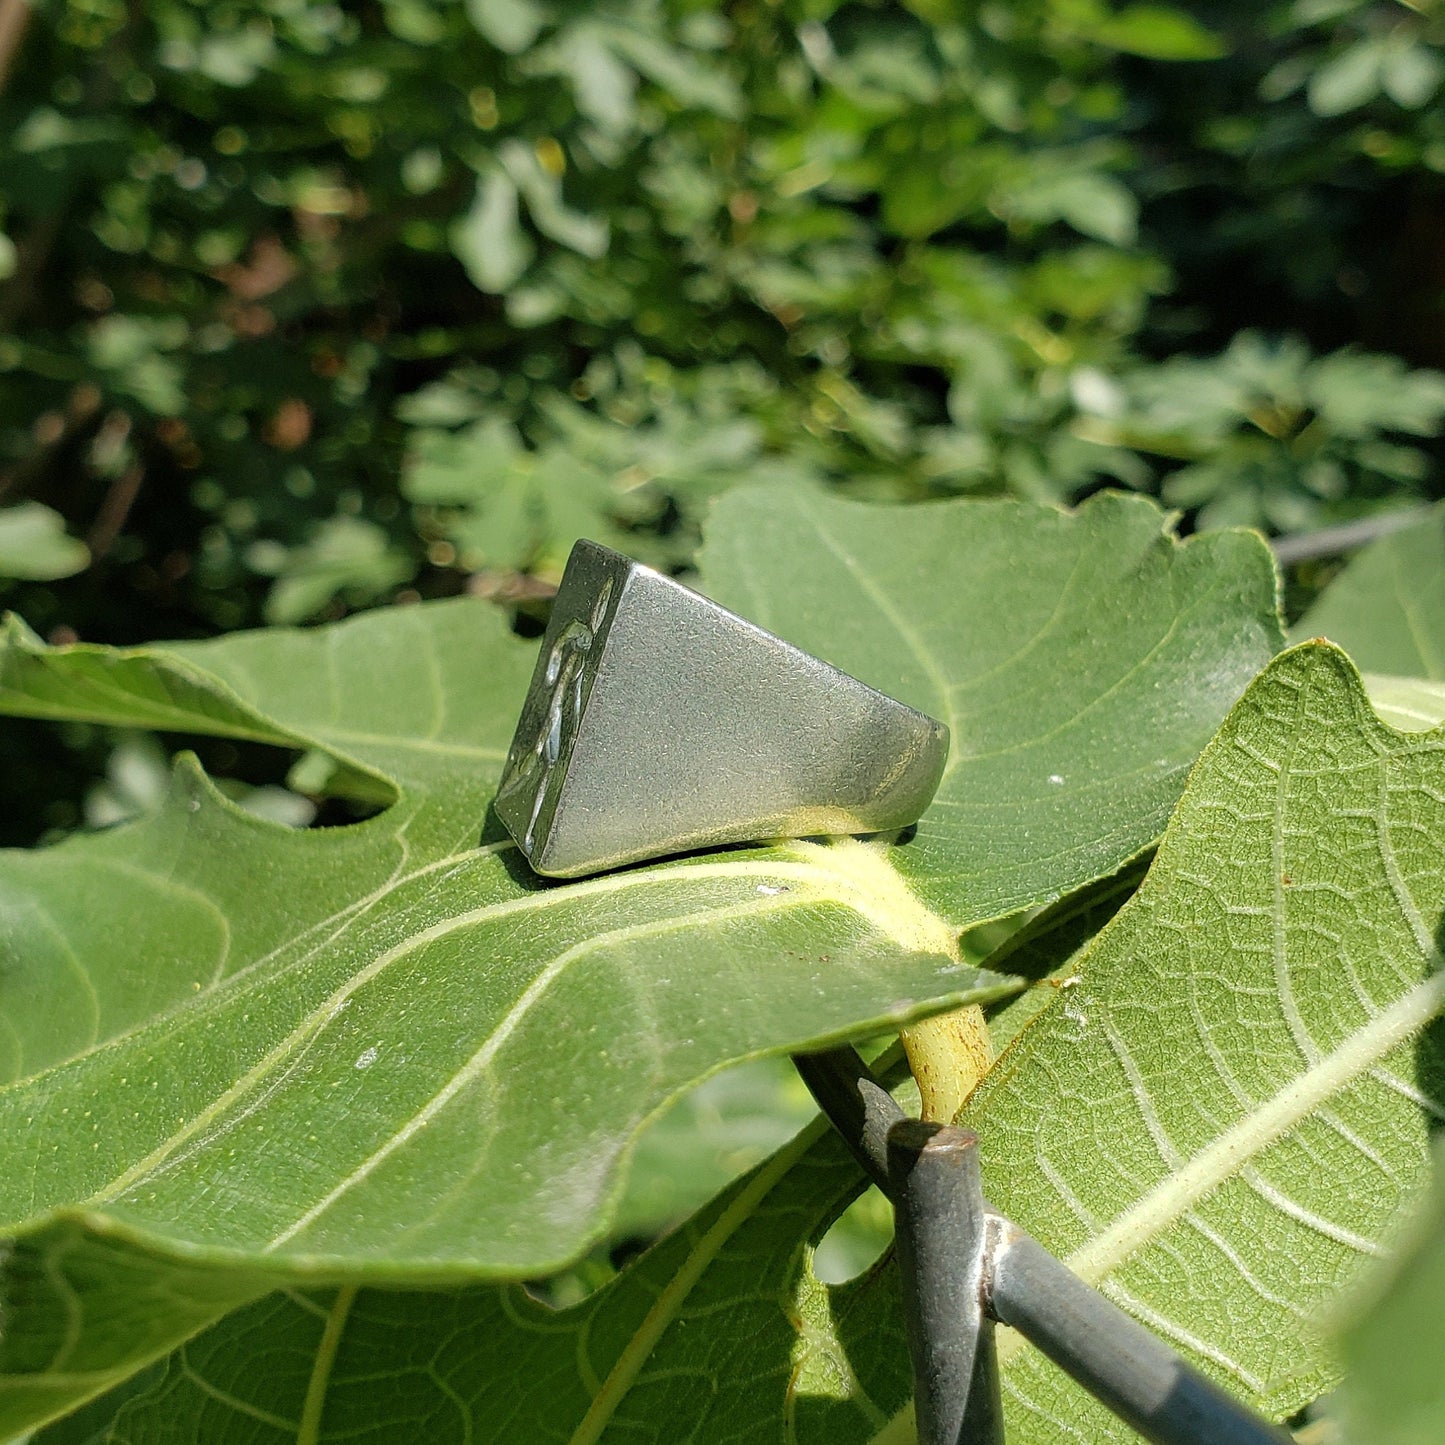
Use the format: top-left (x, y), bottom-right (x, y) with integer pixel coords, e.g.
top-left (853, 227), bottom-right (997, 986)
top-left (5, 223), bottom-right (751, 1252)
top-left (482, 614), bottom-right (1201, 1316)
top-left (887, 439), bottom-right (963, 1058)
top-left (993, 966), bottom-right (1445, 1369)
top-left (66, 843), bottom-right (951, 1225)
top-left (0, 843), bottom-right (895, 1098)
top-left (296, 1285), bottom-right (356, 1445)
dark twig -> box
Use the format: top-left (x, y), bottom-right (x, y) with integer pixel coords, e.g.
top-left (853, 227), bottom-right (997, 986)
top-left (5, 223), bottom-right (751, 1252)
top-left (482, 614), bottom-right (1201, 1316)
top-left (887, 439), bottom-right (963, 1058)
top-left (988, 1230), bottom-right (1292, 1445)
top-left (889, 1121), bottom-right (1005, 1445)
top-left (0, 207), bottom-right (62, 335)
top-left (87, 461), bottom-right (144, 560)
top-left (0, 0), bottom-right (31, 98)
top-left (0, 0), bottom-right (139, 332)
top-left (791, 1044), bottom-right (901, 1190)
top-left (793, 1047), bottom-right (1292, 1445)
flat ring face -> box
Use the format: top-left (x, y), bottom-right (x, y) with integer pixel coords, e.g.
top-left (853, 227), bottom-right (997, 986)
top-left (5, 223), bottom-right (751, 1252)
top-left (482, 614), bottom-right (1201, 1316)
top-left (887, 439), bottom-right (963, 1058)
top-left (496, 540), bottom-right (948, 878)
top-left (495, 545), bottom-right (626, 865)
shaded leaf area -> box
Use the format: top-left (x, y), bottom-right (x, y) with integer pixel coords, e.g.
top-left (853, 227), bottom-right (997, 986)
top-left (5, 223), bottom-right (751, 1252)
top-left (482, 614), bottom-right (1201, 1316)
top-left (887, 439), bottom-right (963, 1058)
top-left (34, 1125), bottom-right (913, 1445)
top-left (612, 1056), bottom-right (818, 1240)
top-left (700, 489), bottom-right (1283, 923)
top-left (1335, 1142), bottom-right (1445, 1445)
top-left (1293, 506), bottom-right (1445, 734)
top-left (1362, 675), bottom-right (1445, 736)
top-left (978, 856), bottom-right (1155, 1060)
top-left (948, 643), bottom-right (1445, 1438)
top-left (0, 1225), bottom-right (272, 1436)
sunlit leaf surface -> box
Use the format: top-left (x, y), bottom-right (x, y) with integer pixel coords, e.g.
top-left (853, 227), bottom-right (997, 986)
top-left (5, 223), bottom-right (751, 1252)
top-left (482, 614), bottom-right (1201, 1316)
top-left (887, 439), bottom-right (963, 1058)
top-left (963, 643), bottom-right (1445, 1437)
top-left (701, 490), bottom-right (1281, 923)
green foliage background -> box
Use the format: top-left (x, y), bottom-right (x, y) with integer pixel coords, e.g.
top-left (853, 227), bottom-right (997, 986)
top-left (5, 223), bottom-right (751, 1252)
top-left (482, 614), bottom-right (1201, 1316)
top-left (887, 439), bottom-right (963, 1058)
top-left (1, 2), bottom-right (1444, 810)
top-left (6, 0), bottom-right (1445, 631)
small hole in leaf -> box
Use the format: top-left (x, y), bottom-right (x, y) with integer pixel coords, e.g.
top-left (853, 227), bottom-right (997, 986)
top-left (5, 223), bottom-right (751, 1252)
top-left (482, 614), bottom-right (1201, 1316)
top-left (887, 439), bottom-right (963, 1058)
top-left (77, 731), bottom-right (388, 837)
top-left (813, 1184), bottom-right (894, 1285)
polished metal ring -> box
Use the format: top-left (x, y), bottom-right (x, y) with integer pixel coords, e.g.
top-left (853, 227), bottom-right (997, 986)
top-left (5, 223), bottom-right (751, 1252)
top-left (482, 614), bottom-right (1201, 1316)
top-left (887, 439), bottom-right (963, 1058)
top-left (495, 539), bottom-right (948, 878)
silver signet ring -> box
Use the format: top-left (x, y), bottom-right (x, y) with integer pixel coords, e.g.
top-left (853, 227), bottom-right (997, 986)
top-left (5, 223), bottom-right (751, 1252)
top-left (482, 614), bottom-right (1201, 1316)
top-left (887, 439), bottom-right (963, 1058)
top-left (495, 540), bottom-right (949, 878)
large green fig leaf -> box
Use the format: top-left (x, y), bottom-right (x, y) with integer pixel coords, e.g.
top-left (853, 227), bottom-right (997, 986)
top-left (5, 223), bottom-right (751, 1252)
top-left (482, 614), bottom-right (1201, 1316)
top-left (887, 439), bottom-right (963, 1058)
top-left (20, 831), bottom-right (1159, 1445)
top-left (0, 596), bottom-right (995, 1277)
top-left (702, 489), bottom-right (1281, 922)
top-left (952, 642), bottom-right (1445, 1438)
top-left (181, 635), bottom-right (1436, 1445)
top-left (0, 491), bottom-right (1280, 1434)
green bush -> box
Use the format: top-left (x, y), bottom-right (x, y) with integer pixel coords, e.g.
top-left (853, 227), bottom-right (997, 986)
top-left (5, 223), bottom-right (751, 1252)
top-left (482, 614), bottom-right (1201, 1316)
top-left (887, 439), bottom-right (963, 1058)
top-left (5, 9), bottom-right (1445, 1431)
top-left (4, 0), bottom-right (1445, 656)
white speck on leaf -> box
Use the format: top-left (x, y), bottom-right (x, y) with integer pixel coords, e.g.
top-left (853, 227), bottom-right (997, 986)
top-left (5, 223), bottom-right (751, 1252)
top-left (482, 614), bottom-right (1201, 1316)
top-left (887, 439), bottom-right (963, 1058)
top-left (757, 884), bottom-right (790, 895)
top-left (1048, 774), bottom-right (1064, 785)
top-left (355, 1046), bottom-right (379, 1069)
top-left (1061, 992), bottom-right (1088, 1039)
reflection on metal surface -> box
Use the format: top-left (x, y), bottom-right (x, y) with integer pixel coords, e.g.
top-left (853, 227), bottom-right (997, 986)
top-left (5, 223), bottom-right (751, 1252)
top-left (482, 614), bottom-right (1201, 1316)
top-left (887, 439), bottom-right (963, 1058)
top-left (496, 539), bottom-right (949, 878)
top-left (498, 576), bottom-right (613, 854)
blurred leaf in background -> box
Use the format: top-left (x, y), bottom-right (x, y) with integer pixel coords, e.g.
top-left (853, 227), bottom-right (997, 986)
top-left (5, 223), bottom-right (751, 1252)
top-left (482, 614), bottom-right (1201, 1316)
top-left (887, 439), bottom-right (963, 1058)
top-left (1091, 336), bottom-right (1445, 532)
top-left (245, 513), bottom-right (411, 624)
top-left (0, 501), bottom-right (87, 579)
top-left (1333, 1143), bottom-right (1445, 1445)
top-left (2, 0), bottom-right (1445, 842)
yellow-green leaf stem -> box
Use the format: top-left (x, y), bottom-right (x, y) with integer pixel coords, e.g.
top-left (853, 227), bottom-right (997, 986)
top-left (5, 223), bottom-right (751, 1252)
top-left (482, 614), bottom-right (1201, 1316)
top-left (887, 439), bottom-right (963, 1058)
top-left (900, 1006), bottom-right (993, 1124)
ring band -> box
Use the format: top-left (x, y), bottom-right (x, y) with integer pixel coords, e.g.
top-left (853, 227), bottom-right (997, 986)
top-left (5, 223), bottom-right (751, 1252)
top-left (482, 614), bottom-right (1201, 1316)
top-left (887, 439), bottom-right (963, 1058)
top-left (496, 540), bottom-right (949, 878)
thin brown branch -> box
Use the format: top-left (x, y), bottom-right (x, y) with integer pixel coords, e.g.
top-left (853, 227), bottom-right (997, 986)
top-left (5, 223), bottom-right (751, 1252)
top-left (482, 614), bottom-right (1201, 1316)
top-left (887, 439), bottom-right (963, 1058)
top-left (87, 464), bottom-right (145, 560)
top-left (0, 0), bottom-right (31, 98)
top-left (0, 0), bottom-right (50, 332)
